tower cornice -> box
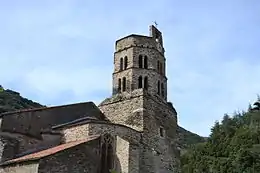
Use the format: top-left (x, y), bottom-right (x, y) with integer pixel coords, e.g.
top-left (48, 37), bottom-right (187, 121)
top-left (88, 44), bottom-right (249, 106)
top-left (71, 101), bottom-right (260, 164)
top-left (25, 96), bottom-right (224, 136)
top-left (114, 44), bottom-right (165, 58)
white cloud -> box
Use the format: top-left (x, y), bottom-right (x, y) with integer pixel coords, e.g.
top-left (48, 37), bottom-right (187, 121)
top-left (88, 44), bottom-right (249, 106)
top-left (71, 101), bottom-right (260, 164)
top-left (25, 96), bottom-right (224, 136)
top-left (24, 65), bottom-right (111, 98)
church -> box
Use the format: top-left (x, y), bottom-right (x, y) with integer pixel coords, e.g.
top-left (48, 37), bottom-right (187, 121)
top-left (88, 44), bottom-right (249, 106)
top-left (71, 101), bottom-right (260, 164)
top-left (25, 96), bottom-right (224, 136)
top-left (0, 25), bottom-right (180, 173)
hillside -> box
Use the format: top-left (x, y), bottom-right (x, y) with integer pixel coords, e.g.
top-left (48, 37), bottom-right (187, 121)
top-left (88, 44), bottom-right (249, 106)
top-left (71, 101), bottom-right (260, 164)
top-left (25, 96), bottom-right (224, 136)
top-left (0, 85), bottom-right (43, 114)
top-left (0, 85), bottom-right (205, 149)
top-left (181, 96), bottom-right (260, 172)
top-left (176, 126), bottom-right (207, 151)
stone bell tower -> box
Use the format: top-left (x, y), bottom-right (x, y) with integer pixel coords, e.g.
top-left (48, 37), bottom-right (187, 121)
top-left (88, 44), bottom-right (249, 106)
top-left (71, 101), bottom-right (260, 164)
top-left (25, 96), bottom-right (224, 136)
top-left (99, 25), bottom-right (179, 173)
top-left (111, 25), bottom-right (168, 102)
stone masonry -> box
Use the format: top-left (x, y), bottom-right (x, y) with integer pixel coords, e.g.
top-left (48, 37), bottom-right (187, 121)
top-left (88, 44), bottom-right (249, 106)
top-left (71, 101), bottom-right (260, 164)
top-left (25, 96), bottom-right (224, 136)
top-left (0, 25), bottom-right (179, 173)
top-left (99, 25), bottom-right (179, 173)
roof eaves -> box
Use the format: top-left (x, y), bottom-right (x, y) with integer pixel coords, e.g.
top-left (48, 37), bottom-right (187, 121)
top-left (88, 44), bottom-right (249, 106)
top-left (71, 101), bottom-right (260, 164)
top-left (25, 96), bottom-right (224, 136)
top-left (0, 101), bottom-right (94, 117)
top-left (0, 135), bottom-right (100, 167)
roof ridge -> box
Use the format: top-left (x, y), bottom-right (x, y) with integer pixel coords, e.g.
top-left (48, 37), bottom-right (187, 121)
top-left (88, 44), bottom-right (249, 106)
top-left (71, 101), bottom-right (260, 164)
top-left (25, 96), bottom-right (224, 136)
top-left (0, 101), bottom-right (95, 117)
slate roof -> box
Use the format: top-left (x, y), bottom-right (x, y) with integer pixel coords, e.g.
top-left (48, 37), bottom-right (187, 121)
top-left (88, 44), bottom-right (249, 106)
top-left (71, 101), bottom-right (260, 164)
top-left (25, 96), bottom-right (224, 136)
top-left (0, 135), bottom-right (100, 166)
top-left (0, 101), bottom-right (105, 120)
top-left (0, 102), bottom-right (106, 138)
top-left (52, 116), bottom-right (106, 129)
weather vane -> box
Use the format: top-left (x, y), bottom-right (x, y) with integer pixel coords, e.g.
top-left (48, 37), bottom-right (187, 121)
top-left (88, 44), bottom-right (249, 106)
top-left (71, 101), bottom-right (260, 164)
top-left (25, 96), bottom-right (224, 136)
top-left (153, 21), bottom-right (158, 27)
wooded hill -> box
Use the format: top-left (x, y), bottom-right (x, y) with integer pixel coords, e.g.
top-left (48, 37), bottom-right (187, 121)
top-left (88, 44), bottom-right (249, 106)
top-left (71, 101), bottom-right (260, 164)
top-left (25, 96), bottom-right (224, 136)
top-left (181, 96), bottom-right (260, 173)
top-left (0, 85), bottom-right (43, 114)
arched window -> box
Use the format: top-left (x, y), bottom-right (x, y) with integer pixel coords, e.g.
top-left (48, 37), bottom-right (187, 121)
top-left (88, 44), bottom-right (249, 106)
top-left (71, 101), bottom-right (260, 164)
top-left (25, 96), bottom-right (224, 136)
top-left (101, 135), bottom-right (113, 173)
top-left (118, 78), bottom-right (121, 93)
top-left (138, 76), bottom-right (143, 89)
top-left (107, 144), bottom-right (113, 171)
top-left (124, 56), bottom-right (128, 70)
top-left (120, 58), bottom-right (123, 71)
top-left (157, 81), bottom-right (161, 95)
top-left (101, 143), bottom-right (107, 173)
top-left (139, 55), bottom-right (143, 68)
top-left (144, 56), bottom-right (148, 69)
top-left (144, 76), bottom-right (148, 90)
top-left (161, 82), bottom-right (164, 97)
top-left (122, 77), bottom-right (126, 92)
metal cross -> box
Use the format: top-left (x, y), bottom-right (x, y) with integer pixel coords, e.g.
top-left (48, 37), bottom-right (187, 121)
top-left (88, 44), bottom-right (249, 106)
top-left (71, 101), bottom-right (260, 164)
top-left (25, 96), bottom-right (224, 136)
top-left (154, 21), bottom-right (158, 27)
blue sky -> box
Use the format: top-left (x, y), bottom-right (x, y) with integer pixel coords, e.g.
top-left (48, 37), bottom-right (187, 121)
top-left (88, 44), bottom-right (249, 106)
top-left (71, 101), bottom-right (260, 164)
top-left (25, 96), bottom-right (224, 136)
top-left (0, 0), bottom-right (259, 136)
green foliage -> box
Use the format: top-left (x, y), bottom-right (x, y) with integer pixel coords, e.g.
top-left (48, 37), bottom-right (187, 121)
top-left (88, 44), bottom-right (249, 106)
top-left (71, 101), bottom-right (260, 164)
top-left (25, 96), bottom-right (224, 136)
top-left (109, 170), bottom-right (118, 173)
top-left (0, 85), bottom-right (3, 92)
top-left (181, 96), bottom-right (260, 173)
top-left (0, 86), bottom-right (43, 114)
top-left (176, 126), bottom-right (207, 151)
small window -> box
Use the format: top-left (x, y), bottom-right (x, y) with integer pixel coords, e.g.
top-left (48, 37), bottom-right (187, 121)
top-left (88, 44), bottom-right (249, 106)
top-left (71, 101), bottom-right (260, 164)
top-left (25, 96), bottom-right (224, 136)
top-left (124, 56), bottom-right (128, 70)
top-left (144, 56), bottom-right (148, 69)
top-left (122, 77), bottom-right (126, 92)
top-left (159, 127), bottom-right (164, 137)
top-left (120, 58), bottom-right (123, 71)
top-left (155, 32), bottom-right (159, 39)
top-left (138, 76), bottom-right (143, 89)
top-left (107, 144), bottom-right (113, 170)
top-left (157, 81), bottom-right (160, 95)
top-left (157, 61), bottom-right (160, 71)
top-left (161, 83), bottom-right (164, 97)
top-left (144, 76), bottom-right (148, 90)
top-left (118, 78), bottom-right (121, 93)
top-left (139, 55), bottom-right (143, 68)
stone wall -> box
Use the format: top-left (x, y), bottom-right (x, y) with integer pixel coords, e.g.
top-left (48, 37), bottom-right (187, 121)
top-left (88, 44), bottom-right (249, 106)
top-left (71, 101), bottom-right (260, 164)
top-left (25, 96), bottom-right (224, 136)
top-left (139, 146), bottom-right (157, 173)
top-left (140, 95), bottom-right (178, 173)
top-left (128, 142), bottom-right (140, 173)
top-left (62, 124), bottom-right (89, 143)
top-left (88, 122), bottom-right (141, 143)
top-left (115, 136), bottom-right (129, 173)
top-left (38, 139), bottom-right (100, 173)
top-left (114, 47), bottom-right (134, 72)
top-left (0, 102), bottom-right (104, 138)
top-left (0, 132), bottom-right (41, 158)
top-left (132, 68), bottom-right (167, 100)
top-left (100, 88), bottom-right (178, 172)
top-left (16, 135), bottom-right (42, 154)
top-left (143, 95), bottom-right (177, 145)
top-left (61, 121), bottom-right (141, 173)
top-left (99, 90), bottom-right (145, 131)
top-left (112, 68), bottom-right (133, 94)
top-left (99, 86), bottom-right (179, 172)
top-left (61, 121), bottom-right (141, 144)
top-left (88, 122), bottom-right (141, 173)
top-left (0, 135), bottom-right (18, 162)
top-left (115, 35), bottom-right (162, 54)
top-left (0, 162), bottom-right (39, 173)
top-left (39, 132), bottom-right (62, 148)
top-left (113, 35), bottom-right (167, 99)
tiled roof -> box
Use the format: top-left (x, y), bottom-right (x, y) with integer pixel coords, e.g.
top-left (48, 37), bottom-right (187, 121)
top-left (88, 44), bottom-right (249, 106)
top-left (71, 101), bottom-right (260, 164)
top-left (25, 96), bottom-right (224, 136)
top-left (1, 135), bottom-right (100, 166)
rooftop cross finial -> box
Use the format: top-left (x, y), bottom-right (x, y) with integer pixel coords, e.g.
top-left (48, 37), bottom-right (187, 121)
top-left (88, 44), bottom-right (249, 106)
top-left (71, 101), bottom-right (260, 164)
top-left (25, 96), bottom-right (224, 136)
top-left (153, 21), bottom-right (158, 28)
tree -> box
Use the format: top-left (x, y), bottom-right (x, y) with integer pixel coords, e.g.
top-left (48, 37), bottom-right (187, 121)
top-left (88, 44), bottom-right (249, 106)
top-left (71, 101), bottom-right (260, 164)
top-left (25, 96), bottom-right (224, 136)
top-left (181, 96), bottom-right (260, 173)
